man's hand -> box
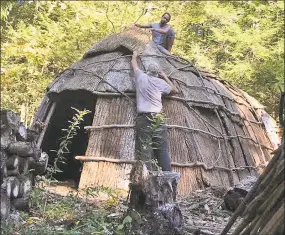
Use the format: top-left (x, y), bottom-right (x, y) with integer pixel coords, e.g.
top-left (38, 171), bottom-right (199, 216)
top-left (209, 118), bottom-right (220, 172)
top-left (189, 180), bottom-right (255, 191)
top-left (159, 71), bottom-right (179, 94)
top-left (158, 71), bottom-right (167, 79)
top-left (133, 51), bottom-right (138, 58)
top-left (131, 51), bottom-right (138, 71)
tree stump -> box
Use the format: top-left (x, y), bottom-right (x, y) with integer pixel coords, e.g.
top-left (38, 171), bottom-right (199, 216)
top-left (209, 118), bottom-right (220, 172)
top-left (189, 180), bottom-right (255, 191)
top-left (127, 161), bottom-right (183, 235)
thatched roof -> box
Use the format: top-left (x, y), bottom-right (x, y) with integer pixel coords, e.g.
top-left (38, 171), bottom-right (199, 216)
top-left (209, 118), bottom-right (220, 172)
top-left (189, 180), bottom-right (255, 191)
top-left (47, 27), bottom-right (264, 114)
top-left (36, 27), bottom-right (277, 195)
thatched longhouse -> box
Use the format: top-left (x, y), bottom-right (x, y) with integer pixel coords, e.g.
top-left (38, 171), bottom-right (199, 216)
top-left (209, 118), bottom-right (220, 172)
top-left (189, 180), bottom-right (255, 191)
top-left (32, 27), bottom-right (277, 195)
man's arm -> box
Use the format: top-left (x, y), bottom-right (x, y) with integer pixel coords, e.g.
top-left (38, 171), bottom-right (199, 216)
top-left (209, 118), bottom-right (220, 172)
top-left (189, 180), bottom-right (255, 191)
top-left (151, 25), bottom-right (171, 34)
top-left (158, 71), bottom-right (179, 94)
top-left (131, 51), bottom-right (139, 72)
top-left (166, 37), bottom-right (174, 52)
top-left (134, 23), bottom-right (152, 28)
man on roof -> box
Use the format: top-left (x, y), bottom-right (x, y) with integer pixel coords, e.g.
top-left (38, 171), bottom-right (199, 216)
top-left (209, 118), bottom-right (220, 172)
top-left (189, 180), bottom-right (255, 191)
top-left (134, 12), bottom-right (175, 56)
top-left (131, 51), bottom-right (178, 171)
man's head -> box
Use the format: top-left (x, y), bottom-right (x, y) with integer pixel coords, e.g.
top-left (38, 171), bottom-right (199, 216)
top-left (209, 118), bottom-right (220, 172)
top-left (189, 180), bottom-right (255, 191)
top-left (160, 12), bottom-right (171, 26)
top-left (146, 63), bottom-right (159, 77)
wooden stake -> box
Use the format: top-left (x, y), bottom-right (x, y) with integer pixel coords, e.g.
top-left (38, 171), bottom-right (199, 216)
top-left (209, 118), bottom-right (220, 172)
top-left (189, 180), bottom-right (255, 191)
top-left (36, 102), bottom-right (56, 149)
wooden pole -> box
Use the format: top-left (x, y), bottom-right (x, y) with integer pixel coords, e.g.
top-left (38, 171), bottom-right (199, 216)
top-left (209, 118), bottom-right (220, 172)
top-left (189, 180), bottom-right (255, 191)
top-left (75, 156), bottom-right (264, 172)
top-left (36, 102), bottom-right (56, 149)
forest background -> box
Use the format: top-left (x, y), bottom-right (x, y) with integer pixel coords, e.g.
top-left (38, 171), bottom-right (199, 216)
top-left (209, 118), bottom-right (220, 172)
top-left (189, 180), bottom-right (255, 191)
top-left (1, 0), bottom-right (284, 126)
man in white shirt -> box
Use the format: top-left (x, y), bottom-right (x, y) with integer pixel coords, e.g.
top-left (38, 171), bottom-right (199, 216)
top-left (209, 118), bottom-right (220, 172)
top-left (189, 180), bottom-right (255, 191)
top-left (131, 51), bottom-right (178, 171)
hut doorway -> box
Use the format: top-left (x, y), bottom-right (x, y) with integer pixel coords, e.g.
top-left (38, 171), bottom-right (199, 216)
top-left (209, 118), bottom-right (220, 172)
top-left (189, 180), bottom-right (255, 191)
top-left (41, 90), bottom-right (95, 187)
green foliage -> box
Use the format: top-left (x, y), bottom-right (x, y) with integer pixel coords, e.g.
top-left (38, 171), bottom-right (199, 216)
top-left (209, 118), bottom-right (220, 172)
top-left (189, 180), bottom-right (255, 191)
top-left (117, 215), bottom-right (132, 232)
top-left (1, 187), bottom-right (124, 235)
top-left (170, 1), bottom-right (284, 117)
top-left (82, 186), bottom-right (121, 209)
top-left (1, 1), bottom-right (284, 121)
top-left (46, 107), bottom-right (91, 182)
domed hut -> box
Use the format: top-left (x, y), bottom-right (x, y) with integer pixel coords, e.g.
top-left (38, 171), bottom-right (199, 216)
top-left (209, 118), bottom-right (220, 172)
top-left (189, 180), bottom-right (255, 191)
top-left (32, 27), bottom-right (276, 195)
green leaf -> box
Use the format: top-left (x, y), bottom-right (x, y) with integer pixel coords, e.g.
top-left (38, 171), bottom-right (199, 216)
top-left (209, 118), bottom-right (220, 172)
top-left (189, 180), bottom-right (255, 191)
top-left (122, 215), bottom-right (132, 225)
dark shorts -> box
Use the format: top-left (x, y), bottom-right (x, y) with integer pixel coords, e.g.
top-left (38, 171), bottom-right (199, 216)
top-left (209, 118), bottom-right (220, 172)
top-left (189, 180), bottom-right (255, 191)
top-left (167, 28), bottom-right (176, 38)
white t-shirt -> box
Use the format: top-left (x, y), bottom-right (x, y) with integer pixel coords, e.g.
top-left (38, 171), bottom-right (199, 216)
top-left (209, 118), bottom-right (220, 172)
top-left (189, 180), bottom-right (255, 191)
top-left (134, 68), bottom-right (172, 113)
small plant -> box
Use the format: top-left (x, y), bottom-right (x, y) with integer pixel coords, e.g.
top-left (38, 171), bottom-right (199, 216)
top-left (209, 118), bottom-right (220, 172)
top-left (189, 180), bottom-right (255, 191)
top-left (45, 107), bottom-right (91, 183)
top-left (116, 215), bottom-right (132, 233)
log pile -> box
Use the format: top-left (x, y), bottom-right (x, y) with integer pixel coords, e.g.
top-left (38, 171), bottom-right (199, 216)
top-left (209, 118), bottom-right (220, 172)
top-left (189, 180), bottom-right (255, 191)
top-left (1, 110), bottom-right (48, 220)
top-left (221, 142), bottom-right (284, 235)
top-left (127, 161), bottom-right (183, 235)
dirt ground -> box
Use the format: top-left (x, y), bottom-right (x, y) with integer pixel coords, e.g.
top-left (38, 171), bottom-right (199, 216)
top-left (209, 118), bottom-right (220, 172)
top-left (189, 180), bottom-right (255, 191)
top-left (179, 187), bottom-right (240, 235)
top-left (43, 181), bottom-right (239, 235)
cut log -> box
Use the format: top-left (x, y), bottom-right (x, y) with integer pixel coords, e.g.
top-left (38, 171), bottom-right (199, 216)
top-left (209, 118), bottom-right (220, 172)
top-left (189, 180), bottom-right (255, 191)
top-left (16, 123), bottom-right (27, 141)
top-left (28, 152), bottom-right (48, 175)
top-left (0, 153), bottom-right (7, 184)
top-left (6, 155), bottom-right (19, 169)
top-left (0, 110), bottom-right (20, 132)
top-left (223, 189), bottom-right (244, 212)
top-left (1, 131), bottom-right (16, 150)
top-left (1, 177), bottom-right (8, 190)
top-left (17, 174), bottom-right (33, 198)
top-left (18, 157), bottom-right (29, 175)
top-left (223, 176), bottom-right (257, 212)
top-left (1, 191), bottom-right (10, 220)
top-left (0, 150), bottom-right (8, 162)
top-left (7, 167), bottom-right (19, 176)
top-left (0, 164), bottom-right (7, 185)
top-left (7, 141), bottom-right (38, 157)
top-left (6, 177), bottom-right (20, 198)
top-left (11, 196), bottom-right (30, 211)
